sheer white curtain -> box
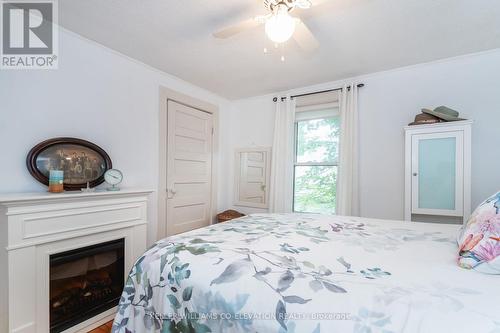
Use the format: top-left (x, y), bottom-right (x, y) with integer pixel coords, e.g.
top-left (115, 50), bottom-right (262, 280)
top-left (269, 96), bottom-right (296, 213)
top-left (337, 84), bottom-right (360, 216)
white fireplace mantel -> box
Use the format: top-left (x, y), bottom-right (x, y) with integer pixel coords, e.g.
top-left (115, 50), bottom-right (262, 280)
top-left (0, 189), bottom-right (152, 333)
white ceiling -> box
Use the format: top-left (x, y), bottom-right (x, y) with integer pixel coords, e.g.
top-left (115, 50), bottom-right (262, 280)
top-left (59, 0), bottom-right (500, 99)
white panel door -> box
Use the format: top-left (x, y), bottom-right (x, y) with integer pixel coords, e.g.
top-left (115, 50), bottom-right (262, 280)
top-left (166, 101), bottom-right (213, 235)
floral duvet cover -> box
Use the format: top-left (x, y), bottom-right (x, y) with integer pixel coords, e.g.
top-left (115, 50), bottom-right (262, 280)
top-left (112, 214), bottom-right (500, 333)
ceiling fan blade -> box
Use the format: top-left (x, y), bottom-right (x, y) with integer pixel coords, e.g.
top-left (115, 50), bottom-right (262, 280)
top-left (293, 19), bottom-right (319, 52)
top-left (213, 18), bottom-right (263, 39)
top-left (294, 0), bottom-right (332, 16)
top-left (310, 0), bottom-right (332, 7)
top-left (294, 0), bottom-right (312, 9)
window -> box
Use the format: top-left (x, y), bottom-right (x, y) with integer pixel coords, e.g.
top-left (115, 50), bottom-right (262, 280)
top-left (293, 111), bottom-right (340, 214)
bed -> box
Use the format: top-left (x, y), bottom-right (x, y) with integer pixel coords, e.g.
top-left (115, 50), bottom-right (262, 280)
top-left (112, 214), bottom-right (500, 333)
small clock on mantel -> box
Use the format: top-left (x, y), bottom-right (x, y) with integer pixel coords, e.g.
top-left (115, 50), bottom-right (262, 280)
top-left (104, 169), bottom-right (123, 191)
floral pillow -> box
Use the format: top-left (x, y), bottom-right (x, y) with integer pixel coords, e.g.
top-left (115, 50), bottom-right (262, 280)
top-left (457, 191), bottom-right (500, 274)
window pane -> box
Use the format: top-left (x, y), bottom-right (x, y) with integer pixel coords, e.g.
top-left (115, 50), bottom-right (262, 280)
top-left (296, 117), bottom-right (339, 164)
top-left (294, 165), bottom-right (337, 214)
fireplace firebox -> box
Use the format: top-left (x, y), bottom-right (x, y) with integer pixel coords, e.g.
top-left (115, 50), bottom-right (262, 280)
top-left (49, 239), bottom-right (125, 333)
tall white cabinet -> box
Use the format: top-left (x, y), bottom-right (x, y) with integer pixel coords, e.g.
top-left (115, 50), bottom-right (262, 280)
top-left (404, 120), bottom-right (472, 223)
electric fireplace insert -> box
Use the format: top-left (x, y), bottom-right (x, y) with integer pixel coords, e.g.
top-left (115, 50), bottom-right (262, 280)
top-left (49, 238), bottom-right (125, 333)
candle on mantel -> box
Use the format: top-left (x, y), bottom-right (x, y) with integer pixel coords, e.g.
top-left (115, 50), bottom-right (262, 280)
top-left (48, 170), bottom-right (64, 193)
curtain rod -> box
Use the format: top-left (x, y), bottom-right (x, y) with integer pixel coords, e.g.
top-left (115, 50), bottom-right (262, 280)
top-left (272, 83), bottom-right (365, 102)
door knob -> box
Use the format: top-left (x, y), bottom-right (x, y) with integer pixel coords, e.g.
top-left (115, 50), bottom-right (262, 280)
top-left (413, 173), bottom-right (418, 176)
top-left (166, 188), bottom-right (177, 198)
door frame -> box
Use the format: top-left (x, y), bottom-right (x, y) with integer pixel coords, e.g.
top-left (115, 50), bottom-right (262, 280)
top-left (158, 86), bottom-right (219, 239)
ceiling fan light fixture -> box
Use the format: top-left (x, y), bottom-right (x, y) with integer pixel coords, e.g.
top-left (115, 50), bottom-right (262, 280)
top-left (265, 4), bottom-right (295, 44)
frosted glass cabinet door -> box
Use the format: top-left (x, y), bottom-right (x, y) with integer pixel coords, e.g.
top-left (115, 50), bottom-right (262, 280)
top-left (411, 131), bottom-right (463, 216)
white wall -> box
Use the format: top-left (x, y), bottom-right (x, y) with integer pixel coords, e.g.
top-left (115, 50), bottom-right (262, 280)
top-left (219, 94), bottom-right (276, 214)
top-left (220, 49), bottom-right (500, 221)
top-left (0, 28), bottom-right (230, 245)
top-left (2, 27), bottom-right (499, 234)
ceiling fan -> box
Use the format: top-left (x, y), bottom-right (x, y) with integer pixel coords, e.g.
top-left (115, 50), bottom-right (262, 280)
top-left (213, 0), bottom-right (322, 52)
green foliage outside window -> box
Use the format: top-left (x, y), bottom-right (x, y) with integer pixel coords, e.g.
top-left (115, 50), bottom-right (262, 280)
top-left (294, 117), bottom-right (340, 214)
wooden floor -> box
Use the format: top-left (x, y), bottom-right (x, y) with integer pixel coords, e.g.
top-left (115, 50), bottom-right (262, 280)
top-left (88, 320), bottom-right (113, 333)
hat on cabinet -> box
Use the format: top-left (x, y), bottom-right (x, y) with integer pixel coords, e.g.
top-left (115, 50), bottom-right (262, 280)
top-left (422, 106), bottom-right (465, 122)
top-left (408, 112), bottom-right (443, 126)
